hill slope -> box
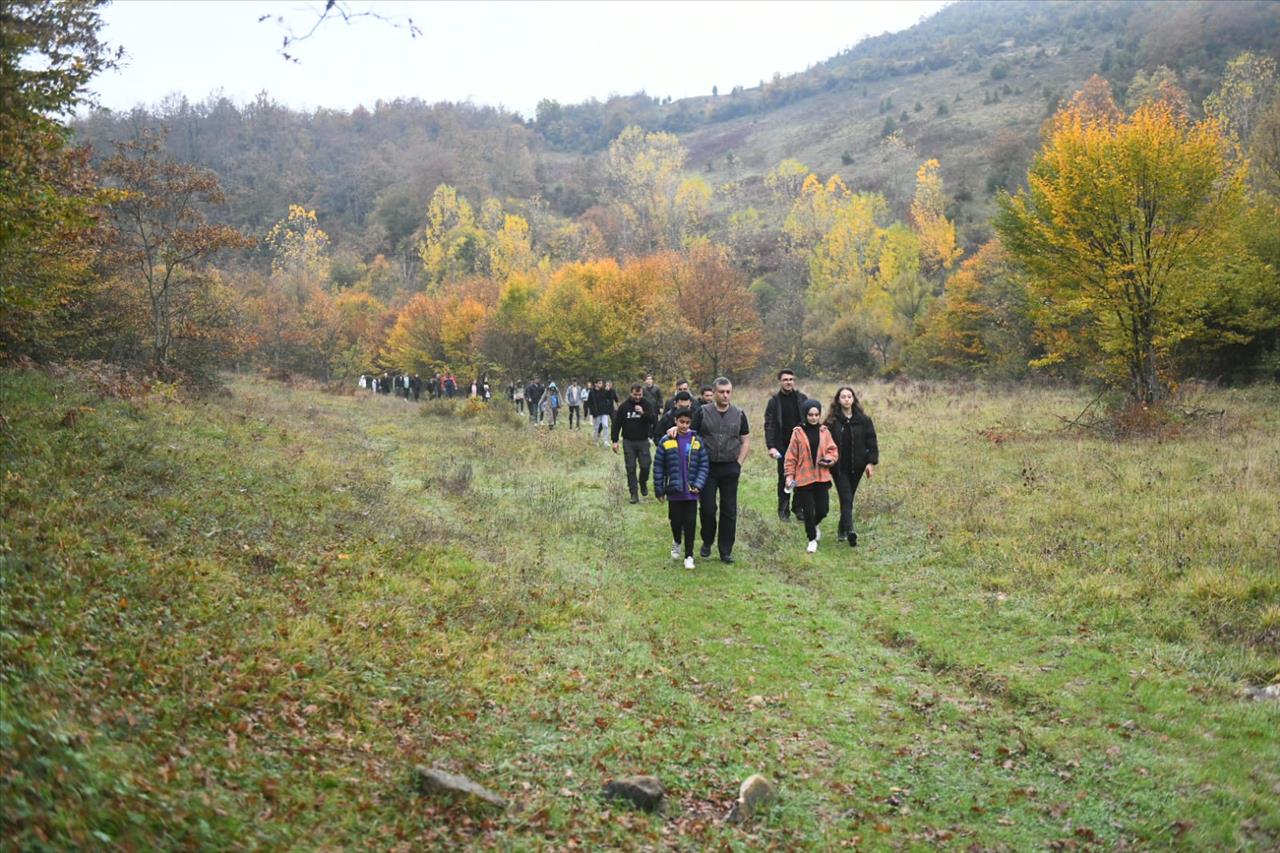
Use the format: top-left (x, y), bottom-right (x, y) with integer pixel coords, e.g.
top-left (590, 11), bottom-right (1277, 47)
top-left (73, 1), bottom-right (1280, 257)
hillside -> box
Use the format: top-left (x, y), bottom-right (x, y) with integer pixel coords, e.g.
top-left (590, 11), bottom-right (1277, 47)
top-left (3, 367), bottom-right (1278, 846)
top-left (73, 1), bottom-right (1280, 256)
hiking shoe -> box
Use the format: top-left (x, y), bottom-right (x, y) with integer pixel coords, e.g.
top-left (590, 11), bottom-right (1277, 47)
top-left (778, 509), bottom-right (791, 521)
top-left (806, 539), bottom-right (818, 553)
top-left (671, 542), bottom-right (681, 560)
top-left (629, 494), bottom-right (639, 504)
top-left (699, 544), bottom-right (712, 558)
top-left (684, 556), bottom-right (695, 570)
top-left (720, 554), bottom-right (735, 564)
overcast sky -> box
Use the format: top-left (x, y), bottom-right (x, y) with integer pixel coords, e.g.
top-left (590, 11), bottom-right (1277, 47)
top-left (90, 0), bottom-right (950, 117)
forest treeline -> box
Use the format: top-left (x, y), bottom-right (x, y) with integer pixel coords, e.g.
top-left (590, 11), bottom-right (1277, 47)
top-left (3, 1), bottom-right (1279, 403)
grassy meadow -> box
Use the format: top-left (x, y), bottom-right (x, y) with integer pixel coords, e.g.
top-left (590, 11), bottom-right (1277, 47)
top-left (1, 367), bottom-right (1277, 850)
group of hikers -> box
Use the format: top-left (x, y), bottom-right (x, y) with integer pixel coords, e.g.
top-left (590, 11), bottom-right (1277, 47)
top-left (361, 368), bottom-right (878, 569)
top-left (514, 370), bottom-right (878, 569)
top-left (358, 372), bottom-right (492, 401)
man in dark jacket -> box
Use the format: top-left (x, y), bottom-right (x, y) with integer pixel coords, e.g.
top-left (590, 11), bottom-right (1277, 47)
top-left (641, 374), bottom-right (664, 417)
top-left (763, 369), bottom-right (806, 520)
top-left (587, 379), bottom-right (616, 446)
top-left (525, 378), bottom-right (545, 424)
top-left (653, 390), bottom-right (695, 444)
top-left (612, 384), bottom-right (656, 503)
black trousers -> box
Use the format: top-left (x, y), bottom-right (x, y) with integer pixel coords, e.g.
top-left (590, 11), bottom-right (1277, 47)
top-left (794, 483), bottom-right (830, 542)
top-left (667, 499), bottom-right (698, 557)
top-left (834, 468), bottom-right (864, 536)
top-left (700, 461), bottom-right (740, 557)
top-left (775, 455), bottom-right (798, 514)
top-left (568, 405), bottom-right (581, 428)
top-left (622, 439), bottom-right (651, 496)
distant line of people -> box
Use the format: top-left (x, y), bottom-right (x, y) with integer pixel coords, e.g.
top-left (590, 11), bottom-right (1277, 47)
top-left (359, 372), bottom-right (492, 402)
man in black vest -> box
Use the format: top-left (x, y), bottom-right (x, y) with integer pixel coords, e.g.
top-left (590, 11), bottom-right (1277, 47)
top-left (763, 368), bottom-right (806, 521)
top-left (687, 376), bottom-right (751, 563)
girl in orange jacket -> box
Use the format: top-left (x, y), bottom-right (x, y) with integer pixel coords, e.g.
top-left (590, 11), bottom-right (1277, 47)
top-left (784, 399), bottom-right (839, 552)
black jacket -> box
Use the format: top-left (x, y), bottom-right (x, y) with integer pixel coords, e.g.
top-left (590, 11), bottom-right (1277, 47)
top-left (828, 409), bottom-right (879, 475)
top-left (587, 387), bottom-right (617, 417)
top-left (525, 382), bottom-right (545, 404)
top-left (763, 388), bottom-right (806, 452)
top-left (641, 385), bottom-right (664, 415)
top-left (612, 398), bottom-right (655, 442)
top-left (653, 405), bottom-right (695, 444)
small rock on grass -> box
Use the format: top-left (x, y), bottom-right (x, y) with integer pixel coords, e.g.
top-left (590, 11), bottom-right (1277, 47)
top-left (413, 766), bottom-right (508, 810)
top-left (725, 773), bottom-right (777, 824)
top-left (603, 775), bottom-right (665, 812)
top-left (1243, 684), bottom-right (1280, 702)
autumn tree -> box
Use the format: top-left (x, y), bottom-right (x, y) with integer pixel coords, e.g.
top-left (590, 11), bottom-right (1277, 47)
top-left (909, 159), bottom-right (963, 278)
top-left (480, 274), bottom-right (543, 378)
top-left (382, 292), bottom-right (444, 373)
top-left (671, 244), bottom-right (763, 379)
top-left (101, 131), bottom-right (246, 373)
top-left (602, 126), bottom-right (689, 253)
top-left (0, 0), bottom-right (119, 360)
top-left (913, 238), bottom-right (1037, 378)
top-left (996, 88), bottom-right (1246, 403)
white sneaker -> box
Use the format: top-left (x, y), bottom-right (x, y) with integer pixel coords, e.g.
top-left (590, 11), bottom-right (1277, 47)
top-left (671, 542), bottom-right (681, 560)
top-left (806, 539), bottom-right (818, 553)
top-left (684, 556), bottom-right (695, 569)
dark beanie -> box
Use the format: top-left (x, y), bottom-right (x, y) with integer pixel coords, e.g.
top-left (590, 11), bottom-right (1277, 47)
top-left (801, 398), bottom-right (821, 416)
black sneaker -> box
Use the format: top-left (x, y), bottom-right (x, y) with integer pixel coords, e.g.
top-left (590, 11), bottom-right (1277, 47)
top-left (848, 531), bottom-right (858, 548)
top-left (778, 509), bottom-right (791, 521)
top-left (699, 543), bottom-right (712, 558)
top-left (639, 482), bottom-right (648, 497)
top-left (629, 494), bottom-right (640, 504)
top-left (720, 553), bottom-right (735, 564)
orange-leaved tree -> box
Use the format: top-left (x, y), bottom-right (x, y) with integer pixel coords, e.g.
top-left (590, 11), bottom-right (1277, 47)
top-left (672, 243), bottom-right (762, 380)
top-left (995, 78), bottom-right (1246, 403)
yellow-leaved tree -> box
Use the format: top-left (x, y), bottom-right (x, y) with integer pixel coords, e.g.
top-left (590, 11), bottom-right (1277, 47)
top-left (909, 159), bottom-right (963, 278)
top-left (995, 78), bottom-right (1246, 403)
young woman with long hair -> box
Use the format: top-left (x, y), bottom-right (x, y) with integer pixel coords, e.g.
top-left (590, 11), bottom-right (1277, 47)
top-left (824, 386), bottom-right (879, 547)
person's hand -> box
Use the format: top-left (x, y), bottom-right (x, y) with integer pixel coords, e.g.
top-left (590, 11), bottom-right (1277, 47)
top-left (785, 477), bottom-right (795, 490)
top-left (665, 426), bottom-right (678, 439)
top-left (769, 448), bottom-right (782, 459)
top-left (865, 464), bottom-right (875, 479)
top-left (657, 494), bottom-right (665, 502)
top-left (611, 442), bottom-right (619, 453)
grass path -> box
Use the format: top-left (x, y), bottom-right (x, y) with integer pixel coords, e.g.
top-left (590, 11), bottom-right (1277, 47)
top-left (2, 370), bottom-right (1277, 849)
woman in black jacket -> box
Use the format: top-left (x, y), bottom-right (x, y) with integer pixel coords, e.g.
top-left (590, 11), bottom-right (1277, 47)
top-left (825, 386), bottom-right (879, 547)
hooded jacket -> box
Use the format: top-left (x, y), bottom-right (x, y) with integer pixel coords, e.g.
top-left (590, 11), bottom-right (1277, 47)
top-left (783, 423), bottom-right (839, 488)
